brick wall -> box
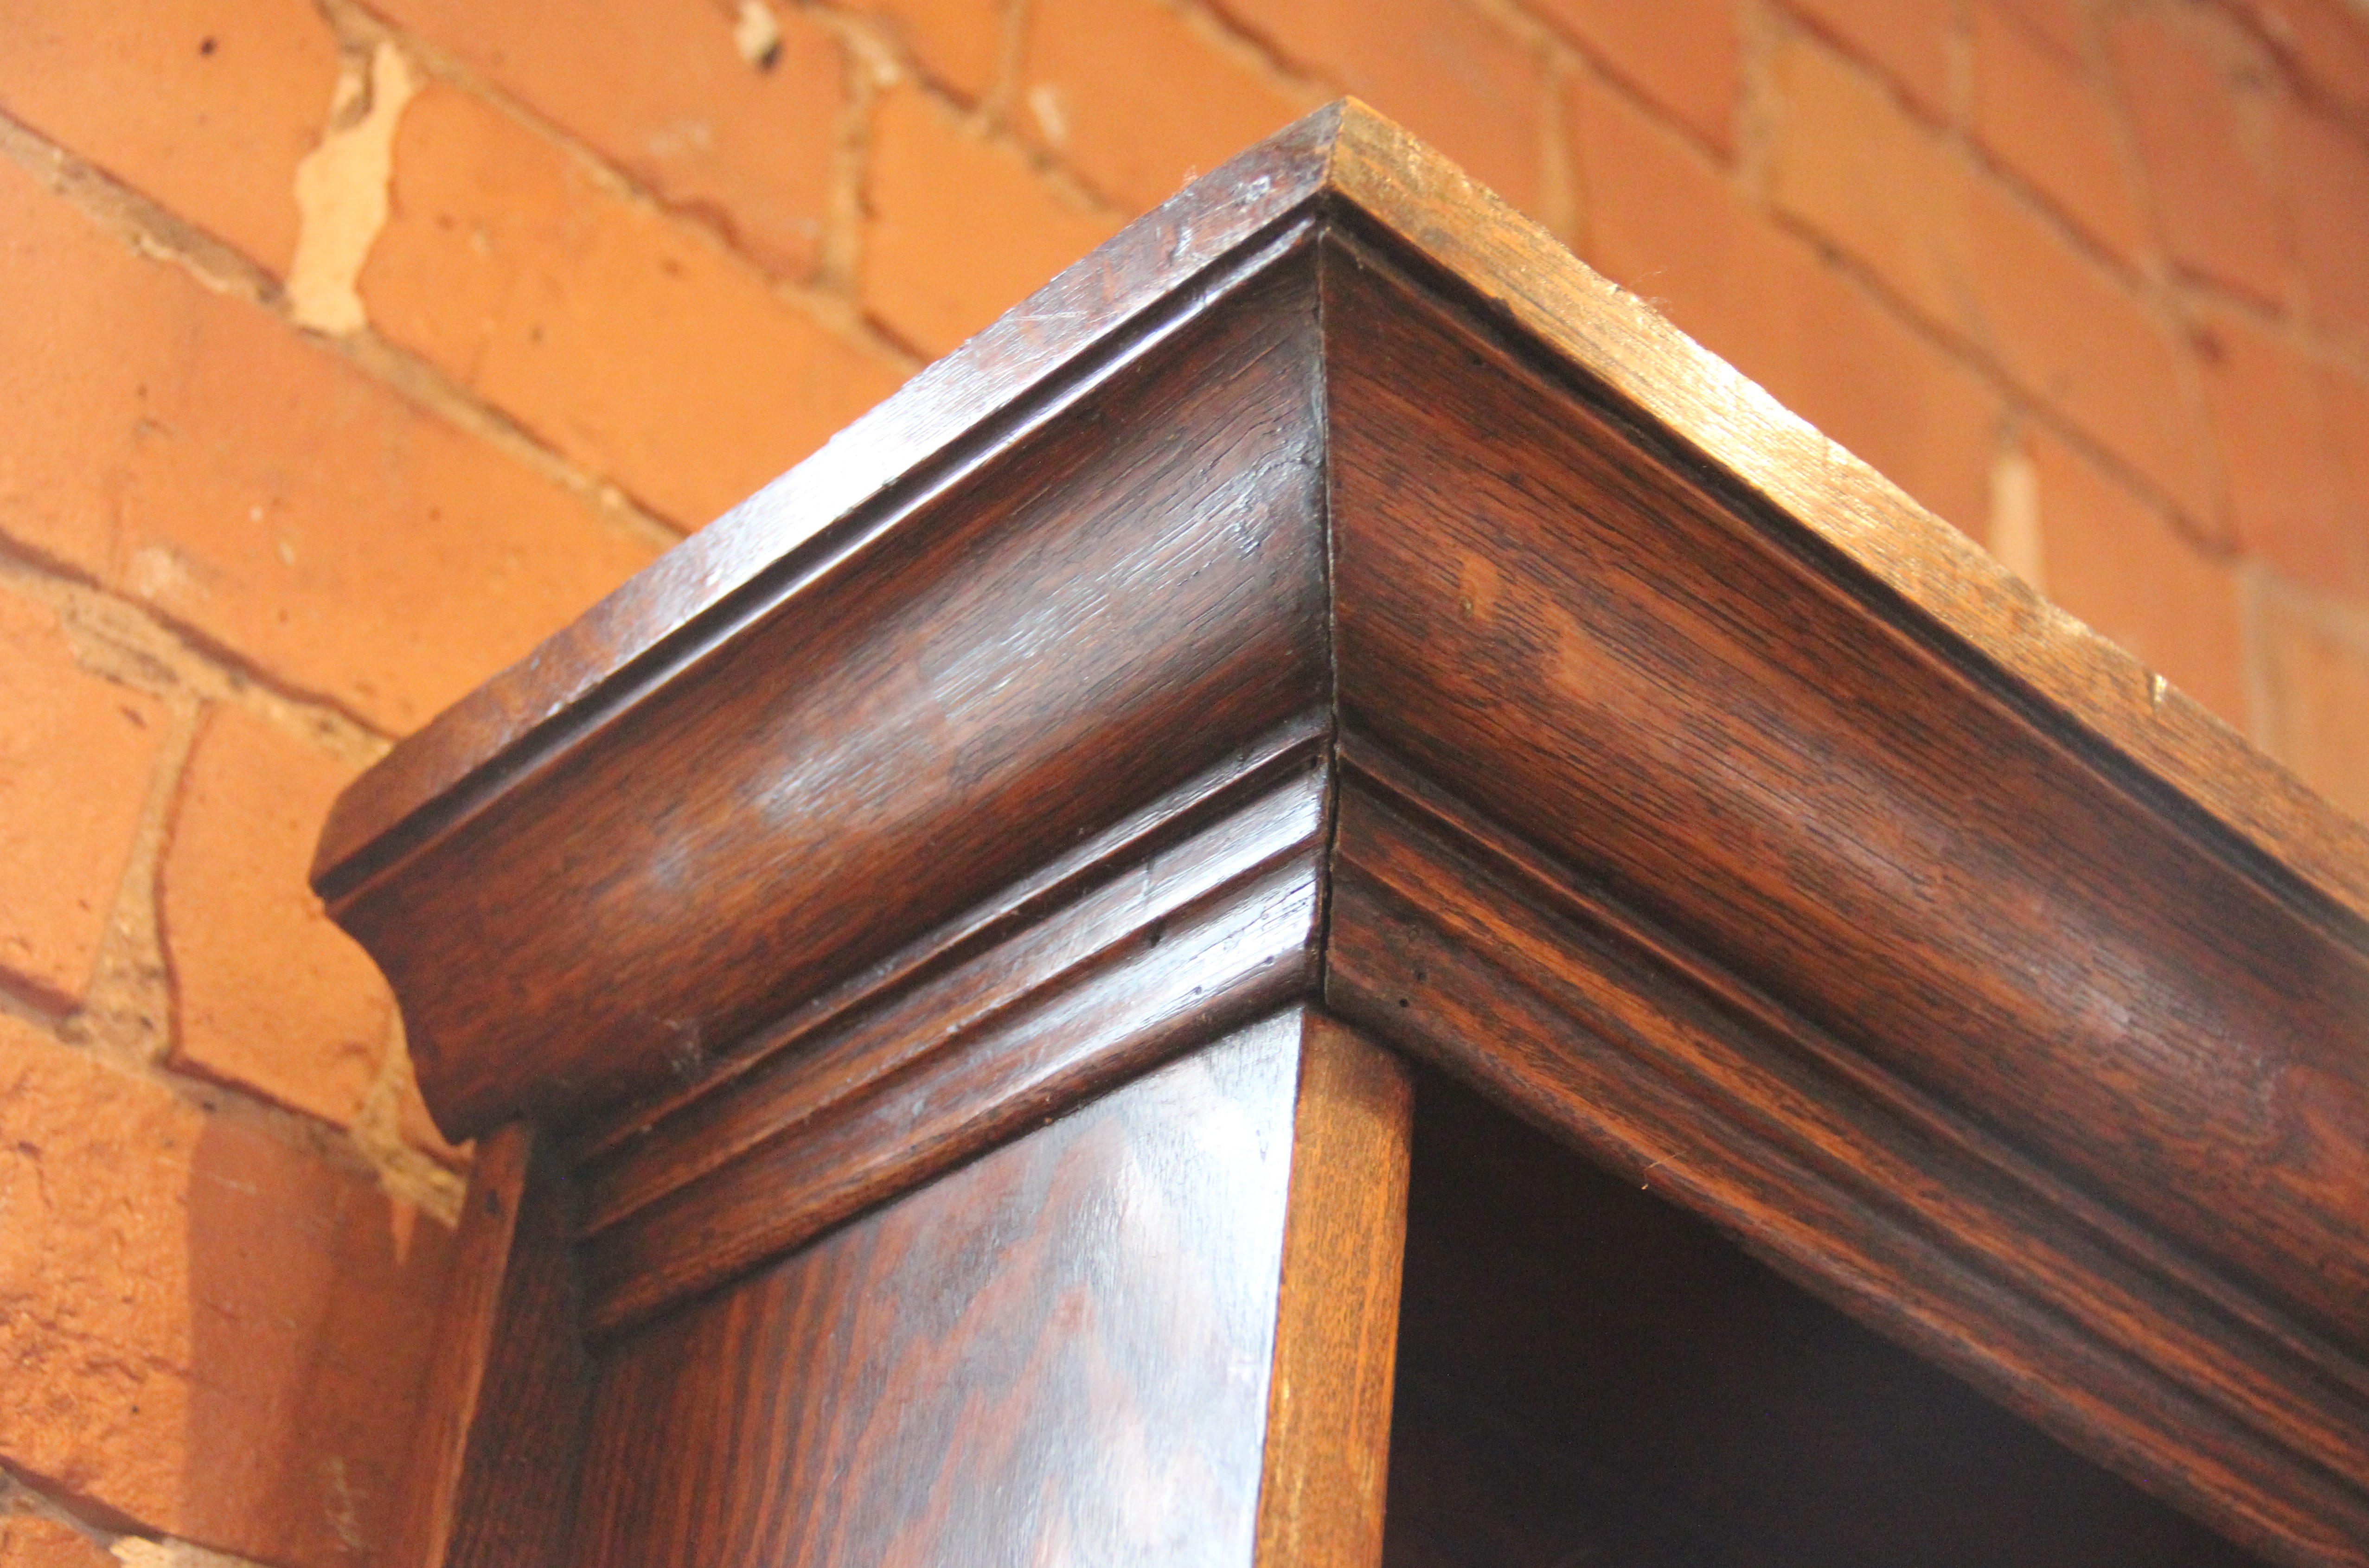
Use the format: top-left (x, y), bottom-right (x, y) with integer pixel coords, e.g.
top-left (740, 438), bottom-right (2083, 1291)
top-left (3, 0), bottom-right (2366, 1562)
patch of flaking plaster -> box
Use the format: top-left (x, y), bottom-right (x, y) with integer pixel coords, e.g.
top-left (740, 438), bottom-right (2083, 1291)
top-left (286, 44), bottom-right (417, 336)
top-left (1988, 445), bottom-right (2046, 595)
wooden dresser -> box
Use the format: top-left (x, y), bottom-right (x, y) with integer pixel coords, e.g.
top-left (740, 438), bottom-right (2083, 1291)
top-left (313, 102), bottom-right (2369, 1568)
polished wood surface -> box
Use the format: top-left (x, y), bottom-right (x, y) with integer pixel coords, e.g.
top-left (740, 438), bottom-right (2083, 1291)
top-left (1326, 757), bottom-right (2369, 1564)
top-left (569, 1013), bottom-right (1312, 1568)
top-left (328, 237), bottom-right (1329, 1137)
top-left (310, 101), bottom-right (2369, 1568)
top-left (406, 1129), bottom-right (595, 1568)
top-left (1255, 1015), bottom-right (1413, 1568)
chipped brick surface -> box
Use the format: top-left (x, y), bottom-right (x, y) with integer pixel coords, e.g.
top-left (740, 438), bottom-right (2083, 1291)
top-left (0, 0), bottom-right (340, 275)
top-left (0, 155), bottom-right (658, 734)
top-left (862, 86), bottom-right (1120, 357)
top-left (364, 83), bottom-right (909, 529)
top-left (0, 1014), bottom-right (453, 1568)
top-left (161, 706), bottom-right (392, 1130)
top-left (360, 0), bottom-right (844, 281)
top-left (0, 588), bottom-right (167, 1012)
top-left (1021, 0), bottom-right (1313, 212)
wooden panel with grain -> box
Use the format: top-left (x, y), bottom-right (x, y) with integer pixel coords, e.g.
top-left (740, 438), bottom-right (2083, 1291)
top-left (1325, 759), bottom-right (2369, 1568)
top-left (569, 1012), bottom-right (1314, 1568)
top-left (1255, 1013), bottom-right (1413, 1568)
top-left (575, 764), bottom-right (1332, 1338)
top-left (398, 1127), bottom-right (595, 1568)
top-left (1321, 230), bottom-right (2369, 1356)
top-left (327, 232), bottom-right (1331, 1139)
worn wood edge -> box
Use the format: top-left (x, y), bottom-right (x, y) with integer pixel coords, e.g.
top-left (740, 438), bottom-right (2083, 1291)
top-left (1325, 760), bottom-right (2369, 1568)
top-left (575, 761), bottom-right (1331, 1235)
top-left (579, 853), bottom-right (1328, 1341)
top-left (1320, 102), bottom-right (2369, 934)
top-left (1254, 1011), bottom-right (1412, 1568)
top-left (388, 1124), bottom-right (531, 1568)
top-left (314, 115), bottom-right (1349, 901)
top-left (565, 713), bottom-right (1329, 1166)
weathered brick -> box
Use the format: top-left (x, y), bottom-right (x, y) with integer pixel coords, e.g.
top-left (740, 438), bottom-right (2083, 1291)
top-left (2024, 427), bottom-right (2249, 728)
top-left (867, 0), bottom-right (1007, 101)
top-left (2106, 11), bottom-right (2292, 307)
top-left (1970, 0), bottom-right (2150, 262)
top-left (862, 86), bottom-right (1120, 357)
top-left (0, 1517), bottom-right (110, 1568)
top-left (1988, 0), bottom-right (2086, 59)
top-left (1786, 0), bottom-right (1956, 120)
top-left (160, 706), bottom-right (391, 1129)
top-left (1772, 34), bottom-right (2214, 522)
top-left (1210, 0), bottom-right (1548, 214)
top-left (360, 0), bottom-right (843, 280)
top-left (2279, 103), bottom-right (2369, 354)
top-left (2256, 589), bottom-right (2369, 819)
top-left (1527, 0), bottom-right (1742, 151)
top-left (0, 588), bottom-right (167, 1013)
top-left (1577, 77), bottom-right (2000, 534)
top-left (1964, 173), bottom-right (2216, 526)
top-left (1772, 34), bottom-right (1970, 333)
top-left (2229, 0), bottom-right (2369, 118)
top-left (0, 157), bottom-right (657, 735)
top-left (2196, 307), bottom-right (2369, 595)
top-left (363, 84), bottom-right (909, 530)
top-left (1020, 0), bottom-right (1313, 212)
top-left (0, 0), bottom-right (340, 276)
top-left (0, 1014), bottom-right (454, 1568)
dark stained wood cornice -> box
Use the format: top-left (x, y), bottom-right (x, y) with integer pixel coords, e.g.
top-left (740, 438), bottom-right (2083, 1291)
top-left (316, 102), bottom-right (2369, 1568)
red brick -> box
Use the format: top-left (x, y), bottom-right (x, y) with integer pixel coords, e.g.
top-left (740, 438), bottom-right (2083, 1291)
top-left (1988, 0), bottom-right (2087, 59)
top-left (1964, 174), bottom-right (2216, 526)
top-left (0, 1518), bottom-right (110, 1568)
top-left (2107, 11), bottom-right (2292, 307)
top-left (862, 87), bottom-right (1121, 358)
top-left (1578, 77), bottom-right (2001, 534)
top-left (2024, 427), bottom-right (2248, 728)
top-left (868, 0), bottom-right (1007, 100)
top-left (160, 707), bottom-right (391, 1129)
top-left (2229, 0), bottom-right (2369, 118)
top-left (2256, 589), bottom-right (2369, 819)
top-left (1020, 0), bottom-right (1314, 212)
top-left (0, 1015), bottom-right (454, 1568)
top-left (0, 157), bottom-right (657, 734)
top-left (1970, 0), bottom-right (2150, 262)
top-left (1772, 35), bottom-right (1972, 334)
top-left (1210, 0), bottom-right (1549, 213)
top-left (360, 0), bottom-right (843, 280)
top-left (1786, 0), bottom-right (1956, 120)
top-left (0, 589), bottom-right (167, 1012)
top-left (363, 84), bottom-right (909, 530)
top-left (2196, 307), bottom-right (2369, 594)
top-left (1773, 35), bottom-right (2214, 520)
top-left (2279, 104), bottom-right (2369, 354)
top-left (0, 0), bottom-right (340, 275)
top-left (1528, 0), bottom-right (1742, 151)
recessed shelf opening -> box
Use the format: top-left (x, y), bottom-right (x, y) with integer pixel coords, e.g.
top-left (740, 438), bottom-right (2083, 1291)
top-left (1381, 1066), bottom-right (2272, 1568)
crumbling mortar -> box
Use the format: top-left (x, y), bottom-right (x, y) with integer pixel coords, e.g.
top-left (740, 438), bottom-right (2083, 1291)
top-left (1, 1468), bottom-right (273, 1568)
